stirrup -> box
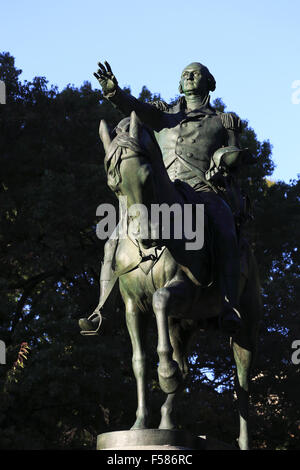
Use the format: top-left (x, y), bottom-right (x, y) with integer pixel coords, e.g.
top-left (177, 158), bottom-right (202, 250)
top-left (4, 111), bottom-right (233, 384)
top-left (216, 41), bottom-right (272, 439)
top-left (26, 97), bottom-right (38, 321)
top-left (80, 310), bottom-right (103, 336)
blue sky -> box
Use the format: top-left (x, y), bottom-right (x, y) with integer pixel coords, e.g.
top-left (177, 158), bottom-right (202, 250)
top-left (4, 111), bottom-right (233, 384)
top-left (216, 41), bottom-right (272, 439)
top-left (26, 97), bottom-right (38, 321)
top-left (1, 0), bottom-right (299, 183)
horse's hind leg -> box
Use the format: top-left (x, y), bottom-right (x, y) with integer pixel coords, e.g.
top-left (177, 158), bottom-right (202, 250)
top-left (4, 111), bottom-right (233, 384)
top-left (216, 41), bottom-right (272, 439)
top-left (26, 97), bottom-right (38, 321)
top-left (233, 251), bottom-right (261, 450)
top-left (125, 299), bottom-right (149, 429)
top-left (232, 292), bottom-right (259, 450)
top-left (232, 330), bottom-right (256, 450)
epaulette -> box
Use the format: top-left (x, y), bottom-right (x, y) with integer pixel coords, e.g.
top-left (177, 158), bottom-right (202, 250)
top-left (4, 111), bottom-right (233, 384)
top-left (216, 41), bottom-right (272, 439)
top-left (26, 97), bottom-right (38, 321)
top-left (219, 111), bottom-right (242, 132)
top-left (149, 100), bottom-right (169, 112)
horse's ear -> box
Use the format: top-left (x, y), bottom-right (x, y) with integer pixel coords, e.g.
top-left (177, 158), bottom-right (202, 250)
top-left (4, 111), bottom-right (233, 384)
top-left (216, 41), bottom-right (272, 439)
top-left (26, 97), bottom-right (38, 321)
top-left (99, 120), bottom-right (112, 154)
top-left (129, 111), bottom-right (141, 140)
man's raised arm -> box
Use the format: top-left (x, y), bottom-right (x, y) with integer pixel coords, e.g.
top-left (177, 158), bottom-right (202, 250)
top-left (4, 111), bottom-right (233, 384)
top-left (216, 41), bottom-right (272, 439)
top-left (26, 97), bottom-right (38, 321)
top-left (94, 61), bottom-right (164, 131)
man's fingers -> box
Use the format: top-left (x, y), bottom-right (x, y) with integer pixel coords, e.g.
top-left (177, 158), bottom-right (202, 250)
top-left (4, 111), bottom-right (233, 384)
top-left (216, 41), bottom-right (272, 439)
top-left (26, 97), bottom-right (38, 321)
top-left (97, 66), bottom-right (110, 78)
top-left (97, 62), bottom-right (107, 73)
top-left (104, 61), bottom-right (112, 74)
top-left (94, 72), bottom-right (107, 84)
top-left (95, 61), bottom-right (116, 88)
top-left (94, 71), bottom-right (105, 81)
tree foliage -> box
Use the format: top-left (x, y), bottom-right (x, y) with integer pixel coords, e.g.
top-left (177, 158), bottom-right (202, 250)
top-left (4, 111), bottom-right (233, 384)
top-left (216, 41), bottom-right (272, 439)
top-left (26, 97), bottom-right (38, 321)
top-left (0, 52), bottom-right (299, 449)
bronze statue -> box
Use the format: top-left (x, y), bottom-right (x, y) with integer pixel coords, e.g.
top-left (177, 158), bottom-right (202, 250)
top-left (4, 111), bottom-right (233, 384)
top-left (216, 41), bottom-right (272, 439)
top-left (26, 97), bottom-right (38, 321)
top-left (79, 61), bottom-right (261, 450)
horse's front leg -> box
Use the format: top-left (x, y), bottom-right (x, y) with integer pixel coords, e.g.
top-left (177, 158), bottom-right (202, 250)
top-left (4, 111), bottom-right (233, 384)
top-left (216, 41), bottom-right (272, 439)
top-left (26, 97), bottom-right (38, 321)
top-left (152, 280), bottom-right (193, 395)
top-left (159, 317), bottom-right (194, 429)
top-left (125, 299), bottom-right (149, 429)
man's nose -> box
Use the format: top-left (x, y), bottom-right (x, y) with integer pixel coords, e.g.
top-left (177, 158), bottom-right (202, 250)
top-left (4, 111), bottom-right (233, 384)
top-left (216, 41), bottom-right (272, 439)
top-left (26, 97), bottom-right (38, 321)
top-left (186, 72), bottom-right (194, 80)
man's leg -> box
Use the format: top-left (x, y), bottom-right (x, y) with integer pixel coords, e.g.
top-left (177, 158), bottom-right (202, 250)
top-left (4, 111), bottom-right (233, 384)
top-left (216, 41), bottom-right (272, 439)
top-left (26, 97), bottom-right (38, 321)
top-left (200, 191), bottom-right (241, 335)
top-left (78, 237), bottom-right (118, 332)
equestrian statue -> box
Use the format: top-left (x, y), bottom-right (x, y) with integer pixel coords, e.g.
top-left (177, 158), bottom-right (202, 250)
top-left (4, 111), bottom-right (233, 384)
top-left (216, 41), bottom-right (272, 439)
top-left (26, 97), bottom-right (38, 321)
top-left (78, 61), bottom-right (262, 450)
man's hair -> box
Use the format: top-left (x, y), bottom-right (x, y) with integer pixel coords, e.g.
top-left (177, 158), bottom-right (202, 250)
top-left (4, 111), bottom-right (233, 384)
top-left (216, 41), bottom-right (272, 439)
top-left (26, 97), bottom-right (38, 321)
top-left (179, 62), bottom-right (216, 94)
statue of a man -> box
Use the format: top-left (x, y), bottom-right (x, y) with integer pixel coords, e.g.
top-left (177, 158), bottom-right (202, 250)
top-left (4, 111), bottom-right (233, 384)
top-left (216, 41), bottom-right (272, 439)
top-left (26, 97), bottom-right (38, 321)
top-left (79, 61), bottom-right (246, 335)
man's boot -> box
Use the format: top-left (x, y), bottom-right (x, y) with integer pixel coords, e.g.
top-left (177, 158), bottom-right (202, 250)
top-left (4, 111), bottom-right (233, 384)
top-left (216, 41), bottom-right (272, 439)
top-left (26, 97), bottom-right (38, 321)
top-left (218, 261), bottom-right (242, 337)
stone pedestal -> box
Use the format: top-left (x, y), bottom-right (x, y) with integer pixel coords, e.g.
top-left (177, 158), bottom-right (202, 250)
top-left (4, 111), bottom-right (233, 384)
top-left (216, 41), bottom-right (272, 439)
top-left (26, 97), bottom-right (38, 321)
top-left (97, 429), bottom-right (236, 450)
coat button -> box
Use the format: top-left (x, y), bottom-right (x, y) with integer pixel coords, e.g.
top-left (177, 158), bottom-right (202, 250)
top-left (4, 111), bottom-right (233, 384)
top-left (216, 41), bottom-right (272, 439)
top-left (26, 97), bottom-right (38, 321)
top-left (191, 139), bottom-right (196, 143)
top-left (187, 152), bottom-right (193, 157)
top-left (178, 137), bottom-right (184, 142)
top-left (177, 150), bottom-right (182, 155)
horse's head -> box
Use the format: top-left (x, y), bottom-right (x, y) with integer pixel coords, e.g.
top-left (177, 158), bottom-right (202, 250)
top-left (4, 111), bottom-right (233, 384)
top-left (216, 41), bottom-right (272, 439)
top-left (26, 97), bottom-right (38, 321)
top-left (99, 112), bottom-right (159, 247)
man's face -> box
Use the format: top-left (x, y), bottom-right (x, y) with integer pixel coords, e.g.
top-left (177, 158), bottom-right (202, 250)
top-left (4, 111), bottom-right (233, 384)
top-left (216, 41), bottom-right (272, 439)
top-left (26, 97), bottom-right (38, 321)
top-left (180, 63), bottom-right (207, 95)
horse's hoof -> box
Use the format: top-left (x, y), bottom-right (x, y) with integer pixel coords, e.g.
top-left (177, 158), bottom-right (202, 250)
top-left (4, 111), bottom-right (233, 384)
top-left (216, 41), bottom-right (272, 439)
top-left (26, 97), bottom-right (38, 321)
top-left (158, 361), bottom-right (182, 394)
top-left (158, 418), bottom-right (176, 430)
top-left (131, 417), bottom-right (149, 430)
top-left (238, 436), bottom-right (249, 450)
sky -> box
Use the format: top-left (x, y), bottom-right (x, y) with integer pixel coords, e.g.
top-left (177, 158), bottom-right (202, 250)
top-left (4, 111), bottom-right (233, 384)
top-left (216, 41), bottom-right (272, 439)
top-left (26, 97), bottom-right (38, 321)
top-left (1, 0), bottom-right (299, 183)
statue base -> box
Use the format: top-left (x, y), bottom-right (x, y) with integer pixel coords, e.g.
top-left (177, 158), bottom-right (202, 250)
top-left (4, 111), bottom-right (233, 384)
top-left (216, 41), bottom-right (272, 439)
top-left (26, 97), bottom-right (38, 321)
top-left (97, 429), bottom-right (236, 450)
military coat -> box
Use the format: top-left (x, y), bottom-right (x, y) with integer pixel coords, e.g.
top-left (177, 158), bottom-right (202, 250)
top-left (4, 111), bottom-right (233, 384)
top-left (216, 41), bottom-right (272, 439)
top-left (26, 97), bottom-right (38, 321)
top-left (107, 88), bottom-right (241, 191)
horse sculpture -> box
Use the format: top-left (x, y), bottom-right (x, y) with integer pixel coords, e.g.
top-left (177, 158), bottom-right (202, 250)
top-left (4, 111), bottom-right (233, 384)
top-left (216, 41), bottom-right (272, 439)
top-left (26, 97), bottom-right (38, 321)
top-left (94, 111), bottom-right (261, 450)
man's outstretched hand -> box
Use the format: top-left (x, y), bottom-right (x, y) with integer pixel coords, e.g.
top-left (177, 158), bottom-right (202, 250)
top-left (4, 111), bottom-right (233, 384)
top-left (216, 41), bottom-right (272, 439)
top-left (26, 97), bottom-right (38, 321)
top-left (94, 61), bottom-right (118, 96)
